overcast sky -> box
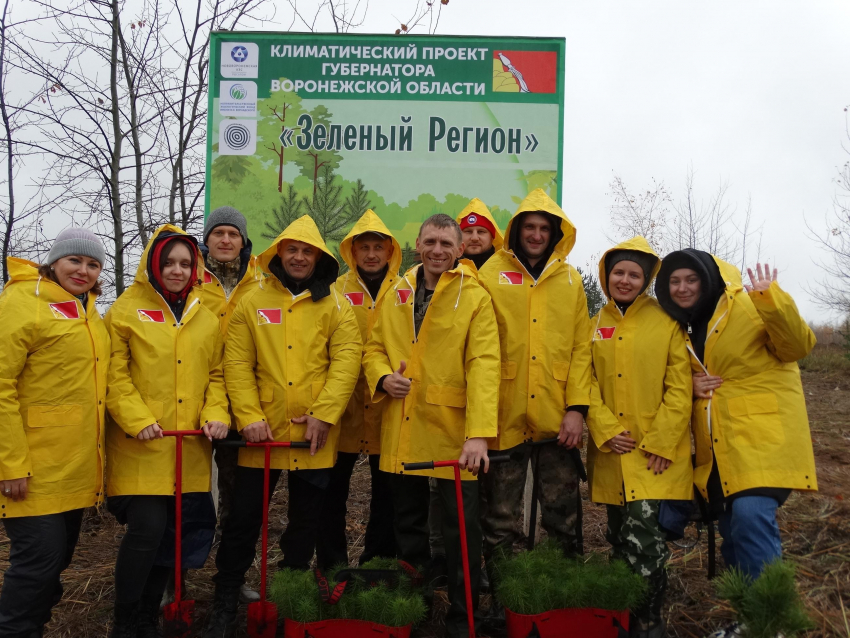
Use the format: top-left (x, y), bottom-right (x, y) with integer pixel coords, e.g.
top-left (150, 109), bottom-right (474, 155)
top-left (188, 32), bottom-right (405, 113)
top-left (16, 1), bottom-right (849, 320)
top-left (284, 0), bottom-right (849, 321)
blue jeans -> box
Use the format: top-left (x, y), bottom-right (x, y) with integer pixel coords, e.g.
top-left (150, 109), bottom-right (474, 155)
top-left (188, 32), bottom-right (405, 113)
top-left (717, 495), bottom-right (782, 578)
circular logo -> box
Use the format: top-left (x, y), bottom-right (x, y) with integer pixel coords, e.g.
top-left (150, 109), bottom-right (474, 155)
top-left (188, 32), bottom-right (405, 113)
top-left (224, 123), bottom-right (251, 150)
top-left (230, 46), bottom-right (249, 63)
top-left (229, 84), bottom-right (247, 100)
top-left (467, 215), bottom-right (478, 224)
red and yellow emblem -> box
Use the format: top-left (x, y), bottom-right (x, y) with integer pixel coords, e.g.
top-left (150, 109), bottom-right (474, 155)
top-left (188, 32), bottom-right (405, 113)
top-left (257, 308), bottom-right (282, 325)
top-left (499, 271), bottom-right (523, 285)
top-left (595, 326), bottom-right (616, 340)
top-left (49, 301), bottom-right (80, 320)
top-left (137, 309), bottom-right (165, 323)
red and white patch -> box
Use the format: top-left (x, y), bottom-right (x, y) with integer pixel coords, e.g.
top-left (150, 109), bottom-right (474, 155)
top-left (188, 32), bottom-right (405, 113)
top-left (466, 214), bottom-right (478, 224)
top-left (595, 326), bottom-right (616, 340)
top-left (49, 301), bottom-right (80, 320)
top-left (499, 271), bottom-right (523, 285)
top-left (396, 289), bottom-right (412, 305)
top-left (257, 308), bottom-right (282, 325)
top-left (137, 309), bottom-right (165, 323)
top-left (344, 292), bottom-right (365, 306)
top-left (203, 271), bottom-right (213, 284)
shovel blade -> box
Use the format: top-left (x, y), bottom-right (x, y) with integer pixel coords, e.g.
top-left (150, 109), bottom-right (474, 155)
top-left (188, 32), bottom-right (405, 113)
top-left (247, 600), bottom-right (278, 638)
top-left (162, 600), bottom-right (194, 638)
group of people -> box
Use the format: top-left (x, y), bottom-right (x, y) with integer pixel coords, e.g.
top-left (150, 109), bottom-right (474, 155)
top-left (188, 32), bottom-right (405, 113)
top-left (0, 188), bottom-right (818, 638)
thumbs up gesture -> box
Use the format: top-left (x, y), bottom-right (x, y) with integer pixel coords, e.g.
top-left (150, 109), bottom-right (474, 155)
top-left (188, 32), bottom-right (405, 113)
top-left (383, 360), bottom-right (412, 399)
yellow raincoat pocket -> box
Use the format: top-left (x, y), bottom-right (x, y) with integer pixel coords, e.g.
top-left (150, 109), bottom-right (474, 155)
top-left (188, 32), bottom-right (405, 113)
top-left (553, 361), bottom-right (570, 381)
top-left (425, 385), bottom-right (467, 408)
top-left (501, 361), bottom-right (517, 379)
top-left (143, 400), bottom-right (164, 422)
top-left (726, 393), bottom-right (784, 447)
top-left (639, 410), bottom-right (658, 434)
top-left (27, 404), bottom-right (82, 428)
top-left (259, 383), bottom-right (274, 403)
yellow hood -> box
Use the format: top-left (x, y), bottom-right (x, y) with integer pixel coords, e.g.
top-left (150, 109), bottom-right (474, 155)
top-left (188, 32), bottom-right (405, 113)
top-left (339, 210), bottom-right (402, 275)
top-left (597, 236), bottom-right (661, 298)
top-left (713, 255), bottom-right (744, 291)
top-left (134, 224), bottom-right (205, 286)
top-left (455, 198), bottom-right (504, 251)
top-left (504, 188), bottom-right (577, 259)
top-left (258, 215), bottom-right (337, 273)
top-left (6, 257), bottom-right (40, 283)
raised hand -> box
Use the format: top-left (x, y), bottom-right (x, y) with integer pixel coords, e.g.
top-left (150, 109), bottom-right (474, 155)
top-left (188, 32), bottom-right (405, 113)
top-left (745, 262), bottom-right (777, 293)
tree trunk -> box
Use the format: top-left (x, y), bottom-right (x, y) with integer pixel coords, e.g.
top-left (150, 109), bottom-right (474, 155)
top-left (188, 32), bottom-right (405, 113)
top-left (0, 0), bottom-right (14, 284)
top-left (117, 16), bottom-right (147, 246)
top-left (109, 0), bottom-right (125, 294)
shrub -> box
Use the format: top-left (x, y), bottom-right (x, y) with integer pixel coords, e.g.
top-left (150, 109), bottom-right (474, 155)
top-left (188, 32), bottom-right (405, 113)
top-left (269, 558), bottom-right (427, 627)
top-left (714, 560), bottom-right (814, 638)
top-left (492, 541), bottom-right (648, 615)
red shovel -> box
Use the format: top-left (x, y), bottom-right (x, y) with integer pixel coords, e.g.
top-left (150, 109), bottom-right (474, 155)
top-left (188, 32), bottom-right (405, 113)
top-left (160, 430), bottom-right (206, 638)
top-left (216, 439), bottom-right (311, 638)
top-left (402, 454), bottom-right (511, 638)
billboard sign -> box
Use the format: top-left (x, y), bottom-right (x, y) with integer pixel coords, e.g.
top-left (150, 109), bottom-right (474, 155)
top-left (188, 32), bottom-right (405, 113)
top-left (207, 32), bottom-right (565, 252)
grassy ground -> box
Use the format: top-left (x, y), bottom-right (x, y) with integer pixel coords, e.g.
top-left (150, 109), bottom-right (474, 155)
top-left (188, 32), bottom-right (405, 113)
top-left (1, 349), bottom-right (848, 637)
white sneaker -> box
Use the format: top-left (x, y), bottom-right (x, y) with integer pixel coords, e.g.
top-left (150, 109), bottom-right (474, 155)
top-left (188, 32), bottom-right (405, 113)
top-left (706, 623), bottom-right (745, 638)
top-left (239, 584), bottom-right (261, 603)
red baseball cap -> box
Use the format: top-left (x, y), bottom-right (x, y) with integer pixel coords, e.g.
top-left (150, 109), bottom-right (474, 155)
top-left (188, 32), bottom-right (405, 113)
top-left (459, 213), bottom-right (496, 238)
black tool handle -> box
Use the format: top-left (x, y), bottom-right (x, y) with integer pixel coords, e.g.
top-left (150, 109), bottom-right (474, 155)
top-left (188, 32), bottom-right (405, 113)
top-left (402, 461), bottom-right (435, 471)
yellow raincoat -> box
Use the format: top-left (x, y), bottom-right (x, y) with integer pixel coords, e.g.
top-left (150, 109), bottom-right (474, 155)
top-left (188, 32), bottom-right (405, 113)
top-left (225, 215), bottom-right (361, 471)
top-left (0, 258), bottom-right (109, 518)
top-left (686, 257), bottom-right (817, 499)
top-left (586, 238), bottom-right (693, 506)
top-left (478, 188), bottom-right (592, 450)
top-left (334, 210), bottom-right (402, 455)
top-left (455, 198), bottom-right (504, 252)
top-left (362, 261), bottom-right (500, 481)
top-left (105, 225), bottom-right (229, 496)
top-left (199, 252), bottom-right (261, 335)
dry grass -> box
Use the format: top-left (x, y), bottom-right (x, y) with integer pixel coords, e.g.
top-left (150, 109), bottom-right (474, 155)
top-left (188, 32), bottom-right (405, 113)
top-left (1, 359), bottom-right (848, 637)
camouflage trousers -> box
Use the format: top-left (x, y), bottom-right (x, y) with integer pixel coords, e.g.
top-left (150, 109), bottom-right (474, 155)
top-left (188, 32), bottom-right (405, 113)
top-left (481, 441), bottom-right (582, 557)
top-left (606, 499), bottom-right (670, 627)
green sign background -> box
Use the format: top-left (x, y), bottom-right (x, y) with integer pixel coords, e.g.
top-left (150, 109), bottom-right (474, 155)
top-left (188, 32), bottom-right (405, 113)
top-left (207, 32), bottom-right (565, 253)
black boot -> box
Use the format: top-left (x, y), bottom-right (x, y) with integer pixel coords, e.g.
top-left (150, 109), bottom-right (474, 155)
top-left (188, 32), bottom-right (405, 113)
top-left (203, 584), bottom-right (240, 638)
top-left (109, 602), bottom-right (138, 638)
top-left (137, 595), bottom-right (163, 638)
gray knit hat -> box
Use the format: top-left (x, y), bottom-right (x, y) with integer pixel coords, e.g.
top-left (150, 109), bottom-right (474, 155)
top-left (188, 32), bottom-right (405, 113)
top-left (204, 206), bottom-right (248, 244)
top-left (47, 227), bottom-right (106, 266)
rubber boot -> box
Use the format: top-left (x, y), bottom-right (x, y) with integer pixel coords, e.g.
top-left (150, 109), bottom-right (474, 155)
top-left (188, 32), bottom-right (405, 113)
top-left (203, 584), bottom-right (240, 638)
top-left (137, 595), bottom-right (163, 638)
top-left (109, 602), bottom-right (139, 638)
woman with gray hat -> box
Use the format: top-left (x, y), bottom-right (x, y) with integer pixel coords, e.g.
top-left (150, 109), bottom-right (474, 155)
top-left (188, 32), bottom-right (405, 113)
top-left (0, 228), bottom-right (110, 637)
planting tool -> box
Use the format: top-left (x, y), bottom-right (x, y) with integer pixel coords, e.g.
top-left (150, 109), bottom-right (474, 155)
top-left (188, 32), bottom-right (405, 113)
top-left (403, 454), bottom-right (512, 638)
top-left (215, 439), bottom-right (311, 638)
top-left (160, 430), bottom-right (206, 638)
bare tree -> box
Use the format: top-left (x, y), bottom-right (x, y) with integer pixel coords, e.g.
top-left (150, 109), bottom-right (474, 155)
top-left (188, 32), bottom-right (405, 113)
top-left (606, 173), bottom-right (671, 253)
top-left (807, 106), bottom-right (850, 315)
top-left (608, 166), bottom-right (762, 268)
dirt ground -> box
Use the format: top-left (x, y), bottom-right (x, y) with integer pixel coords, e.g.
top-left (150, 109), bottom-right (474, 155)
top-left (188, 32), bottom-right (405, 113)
top-left (1, 363), bottom-right (848, 637)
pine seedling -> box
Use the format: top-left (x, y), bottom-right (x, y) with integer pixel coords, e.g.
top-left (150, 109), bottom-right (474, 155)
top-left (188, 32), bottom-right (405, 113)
top-left (715, 561), bottom-right (814, 638)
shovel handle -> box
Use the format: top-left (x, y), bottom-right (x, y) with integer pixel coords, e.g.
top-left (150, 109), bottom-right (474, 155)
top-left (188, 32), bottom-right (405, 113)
top-left (213, 440), bottom-right (311, 448)
top-left (160, 430), bottom-right (205, 607)
top-left (401, 460), bottom-right (436, 471)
